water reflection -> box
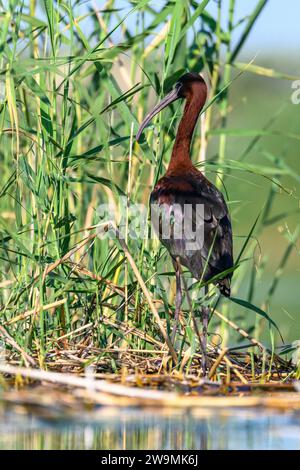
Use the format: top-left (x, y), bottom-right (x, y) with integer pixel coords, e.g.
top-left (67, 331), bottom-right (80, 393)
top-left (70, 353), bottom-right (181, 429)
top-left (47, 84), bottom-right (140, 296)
top-left (1, 408), bottom-right (300, 450)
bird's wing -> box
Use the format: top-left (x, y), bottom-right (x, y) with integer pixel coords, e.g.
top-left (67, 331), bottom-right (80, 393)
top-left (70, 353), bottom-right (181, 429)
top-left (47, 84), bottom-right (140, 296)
top-left (188, 174), bottom-right (233, 269)
top-left (150, 174), bottom-right (233, 283)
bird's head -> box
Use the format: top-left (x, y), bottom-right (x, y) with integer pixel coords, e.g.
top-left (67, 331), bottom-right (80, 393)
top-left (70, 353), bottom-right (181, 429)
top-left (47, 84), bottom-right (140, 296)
top-left (136, 72), bottom-right (207, 141)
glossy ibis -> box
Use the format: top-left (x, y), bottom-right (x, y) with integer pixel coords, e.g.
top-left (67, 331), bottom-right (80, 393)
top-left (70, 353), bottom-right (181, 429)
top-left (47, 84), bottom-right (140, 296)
top-left (136, 72), bottom-right (233, 373)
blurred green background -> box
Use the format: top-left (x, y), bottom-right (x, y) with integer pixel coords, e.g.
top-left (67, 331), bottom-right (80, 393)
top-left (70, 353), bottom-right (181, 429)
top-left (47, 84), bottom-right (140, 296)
top-left (205, 0), bottom-right (300, 342)
top-left (0, 0), bottom-right (299, 362)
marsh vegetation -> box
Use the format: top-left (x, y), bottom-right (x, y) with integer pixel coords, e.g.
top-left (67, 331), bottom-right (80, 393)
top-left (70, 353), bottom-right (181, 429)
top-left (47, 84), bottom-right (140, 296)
top-left (0, 0), bottom-right (299, 408)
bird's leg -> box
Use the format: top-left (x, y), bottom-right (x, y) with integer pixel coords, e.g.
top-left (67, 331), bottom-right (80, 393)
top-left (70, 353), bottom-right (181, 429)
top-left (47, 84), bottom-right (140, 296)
top-left (171, 258), bottom-right (182, 344)
top-left (182, 277), bottom-right (208, 376)
top-left (181, 275), bottom-right (203, 346)
top-left (199, 285), bottom-right (209, 376)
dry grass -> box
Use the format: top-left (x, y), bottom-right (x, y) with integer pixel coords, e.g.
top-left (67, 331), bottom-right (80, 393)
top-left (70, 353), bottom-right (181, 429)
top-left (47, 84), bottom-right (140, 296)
top-left (0, 362), bottom-right (298, 419)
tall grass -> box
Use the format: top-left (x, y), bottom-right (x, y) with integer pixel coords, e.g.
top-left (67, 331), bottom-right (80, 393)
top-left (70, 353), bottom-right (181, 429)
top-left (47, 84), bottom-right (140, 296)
top-left (0, 0), bottom-right (299, 376)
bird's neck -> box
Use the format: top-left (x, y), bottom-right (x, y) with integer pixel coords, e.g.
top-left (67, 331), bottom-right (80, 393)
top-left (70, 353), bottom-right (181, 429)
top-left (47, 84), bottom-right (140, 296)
top-left (167, 91), bottom-right (205, 174)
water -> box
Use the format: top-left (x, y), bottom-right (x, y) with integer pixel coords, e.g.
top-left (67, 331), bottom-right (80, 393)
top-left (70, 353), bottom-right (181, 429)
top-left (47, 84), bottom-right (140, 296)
top-left (1, 408), bottom-right (300, 450)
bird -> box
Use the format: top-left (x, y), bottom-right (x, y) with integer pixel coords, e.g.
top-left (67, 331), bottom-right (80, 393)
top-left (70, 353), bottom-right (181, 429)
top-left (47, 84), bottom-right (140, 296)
top-left (136, 72), bottom-right (233, 373)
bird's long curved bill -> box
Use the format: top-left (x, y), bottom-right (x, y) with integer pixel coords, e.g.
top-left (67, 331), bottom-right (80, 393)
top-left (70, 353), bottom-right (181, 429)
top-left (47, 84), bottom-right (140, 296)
top-left (136, 87), bottom-right (180, 141)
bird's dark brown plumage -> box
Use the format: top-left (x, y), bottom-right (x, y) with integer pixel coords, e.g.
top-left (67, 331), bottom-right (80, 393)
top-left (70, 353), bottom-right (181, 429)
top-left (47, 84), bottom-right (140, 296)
top-left (150, 169), bottom-right (233, 296)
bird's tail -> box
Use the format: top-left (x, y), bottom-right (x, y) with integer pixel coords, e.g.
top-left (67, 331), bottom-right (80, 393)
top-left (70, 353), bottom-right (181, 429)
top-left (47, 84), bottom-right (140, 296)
top-left (218, 278), bottom-right (231, 297)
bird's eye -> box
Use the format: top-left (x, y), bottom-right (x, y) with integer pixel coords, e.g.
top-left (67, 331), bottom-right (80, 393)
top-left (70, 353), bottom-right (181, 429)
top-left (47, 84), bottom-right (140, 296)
top-left (175, 82), bottom-right (183, 95)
